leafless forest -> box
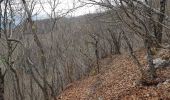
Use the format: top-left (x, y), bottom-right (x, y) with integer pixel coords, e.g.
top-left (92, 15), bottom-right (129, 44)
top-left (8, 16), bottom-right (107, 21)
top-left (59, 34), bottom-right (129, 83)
top-left (0, 0), bottom-right (170, 100)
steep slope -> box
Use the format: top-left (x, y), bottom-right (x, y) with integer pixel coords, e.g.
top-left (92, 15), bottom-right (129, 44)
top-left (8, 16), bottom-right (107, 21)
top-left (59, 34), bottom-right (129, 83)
top-left (57, 49), bottom-right (170, 100)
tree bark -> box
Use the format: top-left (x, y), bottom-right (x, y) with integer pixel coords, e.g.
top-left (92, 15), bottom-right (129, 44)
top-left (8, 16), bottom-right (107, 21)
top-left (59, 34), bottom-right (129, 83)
top-left (21, 0), bottom-right (49, 99)
top-left (155, 0), bottom-right (167, 43)
top-left (0, 69), bottom-right (4, 100)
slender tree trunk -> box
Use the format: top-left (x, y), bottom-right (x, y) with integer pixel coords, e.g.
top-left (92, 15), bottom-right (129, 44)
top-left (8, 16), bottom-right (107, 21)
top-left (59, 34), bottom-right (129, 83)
top-left (145, 39), bottom-right (156, 80)
top-left (95, 40), bottom-right (100, 73)
top-left (29, 75), bottom-right (33, 100)
top-left (0, 3), bottom-right (2, 38)
top-left (155, 0), bottom-right (166, 43)
top-left (108, 29), bottom-right (121, 55)
top-left (21, 0), bottom-right (49, 99)
top-left (0, 69), bottom-right (4, 100)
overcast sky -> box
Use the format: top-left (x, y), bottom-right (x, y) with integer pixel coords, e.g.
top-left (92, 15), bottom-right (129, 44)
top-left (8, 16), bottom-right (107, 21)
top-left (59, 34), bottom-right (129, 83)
top-left (0, 0), bottom-right (100, 24)
top-left (31, 0), bottom-right (99, 19)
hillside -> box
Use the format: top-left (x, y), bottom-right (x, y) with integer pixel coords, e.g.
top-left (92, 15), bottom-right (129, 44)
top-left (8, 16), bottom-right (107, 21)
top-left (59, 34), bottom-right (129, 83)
top-left (57, 49), bottom-right (170, 100)
top-left (1, 0), bottom-right (170, 100)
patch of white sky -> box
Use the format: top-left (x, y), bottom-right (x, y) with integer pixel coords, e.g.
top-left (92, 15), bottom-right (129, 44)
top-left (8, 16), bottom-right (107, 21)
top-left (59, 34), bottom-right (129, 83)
top-left (31, 0), bottom-right (100, 19)
top-left (0, 0), bottom-right (98, 20)
top-left (3, 0), bottom-right (145, 20)
top-left (0, 0), bottom-right (101, 25)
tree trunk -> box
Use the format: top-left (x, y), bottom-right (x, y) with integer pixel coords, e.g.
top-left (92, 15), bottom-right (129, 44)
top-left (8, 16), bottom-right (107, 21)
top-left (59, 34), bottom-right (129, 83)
top-left (142, 38), bottom-right (157, 85)
top-left (155, 0), bottom-right (166, 43)
top-left (146, 40), bottom-right (156, 79)
top-left (0, 68), bottom-right (4, 100)
top-left (95, 40), bottom-right (100, 73)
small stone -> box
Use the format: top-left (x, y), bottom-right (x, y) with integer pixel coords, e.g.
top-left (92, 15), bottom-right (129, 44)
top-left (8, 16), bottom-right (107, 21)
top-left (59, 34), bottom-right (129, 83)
top-left (98, 96), bottom-right (103, 100)
top-left (163, 79), bottom-right (170, 85)
top-left (146, 93), bottom-right (150, 97)
top-left (157, 83), bottom-right (162, 88)
top-left (153, 58), bottom-right (166, 68)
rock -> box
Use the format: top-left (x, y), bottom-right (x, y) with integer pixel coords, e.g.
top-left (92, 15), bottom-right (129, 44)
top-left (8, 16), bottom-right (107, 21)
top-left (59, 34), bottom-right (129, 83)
top-left (145, 93), bottom-right (150, 97)
top-left (98, 96), bottom-right (103, 100)
top-left (157, 83), bottom-right (162, 87)
top-left (153, 58), bottom-right (166, 68)
top-left (157, 79), bottom-right (170, 87)
top-left (163, 79), bottom-right (170, 85)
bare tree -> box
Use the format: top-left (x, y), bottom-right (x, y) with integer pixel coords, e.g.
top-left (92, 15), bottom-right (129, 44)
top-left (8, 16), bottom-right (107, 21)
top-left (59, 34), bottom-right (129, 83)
top-left (81, 0), bottom-right (169, 84)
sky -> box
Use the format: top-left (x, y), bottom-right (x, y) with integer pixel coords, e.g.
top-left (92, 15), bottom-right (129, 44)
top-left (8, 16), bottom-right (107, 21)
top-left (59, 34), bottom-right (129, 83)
top-left (0, 0), bottom-right (100, 25)
top-left (31, 0), bottom-right (99, 19)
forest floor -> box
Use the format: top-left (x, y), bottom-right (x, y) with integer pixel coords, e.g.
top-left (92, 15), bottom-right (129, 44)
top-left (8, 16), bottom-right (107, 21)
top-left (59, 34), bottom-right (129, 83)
top-left (57, 48), bottom-right (170, 100)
